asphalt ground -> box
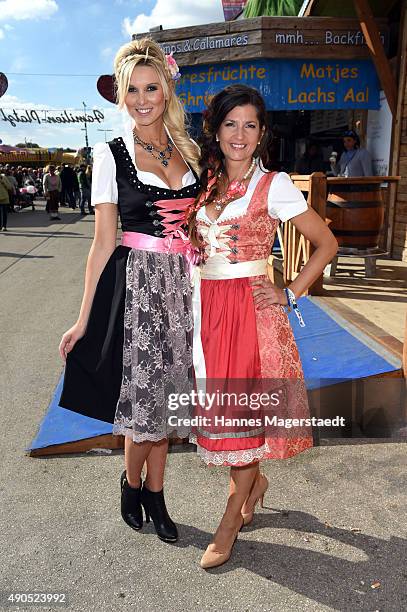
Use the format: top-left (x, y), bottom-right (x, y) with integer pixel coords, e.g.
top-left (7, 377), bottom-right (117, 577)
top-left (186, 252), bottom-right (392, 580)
top-left (0, 200), bottom-right (406, 612)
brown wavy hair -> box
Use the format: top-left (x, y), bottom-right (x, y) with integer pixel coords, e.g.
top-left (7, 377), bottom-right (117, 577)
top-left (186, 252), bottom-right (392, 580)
top-left (189, 84), bottom-right (274, 245)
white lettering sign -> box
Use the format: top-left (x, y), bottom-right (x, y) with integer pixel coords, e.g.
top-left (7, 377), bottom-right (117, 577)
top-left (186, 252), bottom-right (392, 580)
top-left (160, 34), bottom-right (249, 55)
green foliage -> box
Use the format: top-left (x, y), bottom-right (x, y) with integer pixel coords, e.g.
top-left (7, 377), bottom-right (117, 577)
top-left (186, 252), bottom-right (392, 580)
top-left (244, 0), bottom-right (303, 17)
top-left (15, 142), bottom-right (40, 148)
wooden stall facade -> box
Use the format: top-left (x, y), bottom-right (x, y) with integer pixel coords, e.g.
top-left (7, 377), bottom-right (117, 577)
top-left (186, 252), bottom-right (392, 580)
top-left (141, 16), bottom-right (389, 64)
top-left (138, 13), bottom-right (405, 271)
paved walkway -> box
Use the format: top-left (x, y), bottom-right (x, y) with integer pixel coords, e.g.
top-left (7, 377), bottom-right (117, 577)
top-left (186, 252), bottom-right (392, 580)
top-left (0, 202), bottom-right (406, 612)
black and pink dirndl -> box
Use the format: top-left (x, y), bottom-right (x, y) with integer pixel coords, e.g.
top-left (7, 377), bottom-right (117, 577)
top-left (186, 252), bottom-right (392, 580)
top-left (59, 137), bottom-right (200, 443)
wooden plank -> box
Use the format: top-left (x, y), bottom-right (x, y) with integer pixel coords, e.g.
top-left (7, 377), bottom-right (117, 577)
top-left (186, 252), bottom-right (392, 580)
top-left (353, 0), bottom-right (397, 116)
top-left (312, 296), bottom-right (404, 362)
top-left (29, 434), bottom-right (124, 457)
top-left (28, 433), bottom-right (190, 457)
top-left (395, 203), bottom-right (407, 215)
top-left (174, 44), bottom-right (263, 67)
top-left (301, 0), bottom-right (317, 17)
top-left (262, 43), bottom-right (373, 60)
top-left (404, 311), bottom-right (407, 375)
top-left (259, 16), bottom-right (388, 31)
top-left (388, 3), bottom-right (407, 257)
top-left (308, 173), bottom-right (326, 295)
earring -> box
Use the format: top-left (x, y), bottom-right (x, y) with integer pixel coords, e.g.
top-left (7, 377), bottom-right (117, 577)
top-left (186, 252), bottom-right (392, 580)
top-left (216, 135), bottom-right (219, 142)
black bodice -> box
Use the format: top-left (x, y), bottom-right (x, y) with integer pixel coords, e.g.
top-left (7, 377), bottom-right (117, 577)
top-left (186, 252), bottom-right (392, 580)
top-left (108, 137), bottom-right (201, 237)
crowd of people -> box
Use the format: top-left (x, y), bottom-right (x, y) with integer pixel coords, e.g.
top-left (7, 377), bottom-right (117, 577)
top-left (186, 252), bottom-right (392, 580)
top-left (0, 162), bottom-right (94, 229)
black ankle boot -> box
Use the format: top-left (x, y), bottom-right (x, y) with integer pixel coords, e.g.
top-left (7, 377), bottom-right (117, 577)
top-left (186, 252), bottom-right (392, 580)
top-left (120, 471), bottom-right (143, 531)
top-left (140, 484), bottom-right (178, 542)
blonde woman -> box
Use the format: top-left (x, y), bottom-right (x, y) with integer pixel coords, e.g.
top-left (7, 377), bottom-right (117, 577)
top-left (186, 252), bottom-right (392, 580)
top-left (59, 38), bottom-right (200, 542)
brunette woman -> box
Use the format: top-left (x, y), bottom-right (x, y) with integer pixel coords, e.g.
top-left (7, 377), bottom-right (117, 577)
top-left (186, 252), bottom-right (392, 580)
top-left (188, 85), bottom-right (338, 568)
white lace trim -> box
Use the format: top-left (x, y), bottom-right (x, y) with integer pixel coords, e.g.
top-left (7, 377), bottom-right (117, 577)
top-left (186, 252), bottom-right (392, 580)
top-left (189, 434), bottom-right (269, 466)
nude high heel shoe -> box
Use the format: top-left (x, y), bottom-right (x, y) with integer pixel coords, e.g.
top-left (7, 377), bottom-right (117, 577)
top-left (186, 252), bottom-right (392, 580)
top-left (241, 473), bottom-right (269, 526)
top-left (200, 517), bottom-right (244, 570)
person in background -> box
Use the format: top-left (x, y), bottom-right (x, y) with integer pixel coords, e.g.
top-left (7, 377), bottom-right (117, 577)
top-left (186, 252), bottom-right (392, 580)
top-left (294, 141), bottom-right (328, 175)
top-left (15, 166), bottom-right (24, 189)
top-left (73, 166), bottom-right (80, 208)
top-left (43, 164), bottom-right (62, 221)
top-left (60, 164), bottom-right (77, 209)
top-left (330, 129), bottom-right (373, 177)
top-left (0, 171), bottom-right (13, 231)
top-left (4, 167), bottom-right (17, 212)
top-left (77, 164), bottom-right (94, 215)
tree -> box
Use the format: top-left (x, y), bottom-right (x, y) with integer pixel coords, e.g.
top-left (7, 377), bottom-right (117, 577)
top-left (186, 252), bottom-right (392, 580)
top-left (244, 0), bottom-right (303, 17)
top-left (15, 142), bottom-right (40, 148)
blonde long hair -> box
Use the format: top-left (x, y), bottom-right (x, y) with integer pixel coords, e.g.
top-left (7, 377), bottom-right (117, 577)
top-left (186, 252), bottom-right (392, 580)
top-left (114, 37), bottom-right (199, 175)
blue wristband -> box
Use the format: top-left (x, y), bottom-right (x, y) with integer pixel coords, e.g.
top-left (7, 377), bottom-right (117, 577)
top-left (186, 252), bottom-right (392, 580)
top-left (284, 287), bottom-right (306, 327)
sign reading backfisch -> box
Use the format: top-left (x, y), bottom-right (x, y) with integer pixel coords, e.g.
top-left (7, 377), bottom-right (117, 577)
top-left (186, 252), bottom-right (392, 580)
top-left (176, 59), bottom-right (380, 112)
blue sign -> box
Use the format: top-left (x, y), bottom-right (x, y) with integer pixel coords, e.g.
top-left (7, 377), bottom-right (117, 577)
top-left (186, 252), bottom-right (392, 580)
top-left (176, 59), bottom-right (380, 113)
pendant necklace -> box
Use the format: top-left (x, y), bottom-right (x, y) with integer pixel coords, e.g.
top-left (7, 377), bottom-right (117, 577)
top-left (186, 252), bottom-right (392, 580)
top-left (214, 157), bottom-right (256, 211)
top-left (133, 130), bottom-right (173, 167)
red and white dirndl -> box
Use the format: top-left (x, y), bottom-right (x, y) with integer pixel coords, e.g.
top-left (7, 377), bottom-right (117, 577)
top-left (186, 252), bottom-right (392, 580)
top-left (190, 172), bottom-right (313, 466)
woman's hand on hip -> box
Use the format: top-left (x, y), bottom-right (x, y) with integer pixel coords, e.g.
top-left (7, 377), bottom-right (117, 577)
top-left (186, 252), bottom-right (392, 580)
top-left (249, 277), bottom-right (288, 310)
top-left (59, 322), bottom-right (86, 362)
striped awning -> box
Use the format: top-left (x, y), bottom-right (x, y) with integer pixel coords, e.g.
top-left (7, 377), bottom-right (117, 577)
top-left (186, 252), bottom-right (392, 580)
top-left (222, 1), bottom-right (248, 21)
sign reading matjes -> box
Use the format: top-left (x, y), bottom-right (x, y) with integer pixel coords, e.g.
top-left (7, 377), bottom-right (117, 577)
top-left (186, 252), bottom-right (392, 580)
top-left (176, 59), bottom-right (380, 113)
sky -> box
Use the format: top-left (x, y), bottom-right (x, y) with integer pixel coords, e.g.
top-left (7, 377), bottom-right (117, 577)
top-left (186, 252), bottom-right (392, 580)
top-left (0, 0), bottom-right (225, 149)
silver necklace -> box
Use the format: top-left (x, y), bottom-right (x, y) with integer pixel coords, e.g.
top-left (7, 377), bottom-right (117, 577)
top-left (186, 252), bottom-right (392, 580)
top-left (133, 131), bottom-right (173, 167)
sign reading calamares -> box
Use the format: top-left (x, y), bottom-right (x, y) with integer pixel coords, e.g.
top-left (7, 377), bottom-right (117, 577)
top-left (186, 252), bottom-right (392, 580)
top-left (0, 108), bottom-right (105, 128)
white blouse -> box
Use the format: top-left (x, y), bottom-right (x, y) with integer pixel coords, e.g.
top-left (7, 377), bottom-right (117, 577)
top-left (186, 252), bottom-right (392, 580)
top-left (91, 129), bottom-right (196, 206)
top-left (196, 165), bottom-right (308, 224)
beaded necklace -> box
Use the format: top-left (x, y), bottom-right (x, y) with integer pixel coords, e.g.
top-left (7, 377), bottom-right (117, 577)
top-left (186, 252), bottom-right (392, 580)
top-left (213, 157), bottom-right (256, 212)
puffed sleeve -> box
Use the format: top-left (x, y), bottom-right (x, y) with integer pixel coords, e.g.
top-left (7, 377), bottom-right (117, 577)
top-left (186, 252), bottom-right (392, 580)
top-left (91, 142), bottom-right (118, 206)
top-left (268, 172), bottom-right (308, 222)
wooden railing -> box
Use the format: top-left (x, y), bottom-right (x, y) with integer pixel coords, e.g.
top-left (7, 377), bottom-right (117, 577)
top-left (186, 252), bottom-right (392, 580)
top-left (270, 172), bottom-right (326, 295)
top-left (271, 174), bottom-right (400, 296)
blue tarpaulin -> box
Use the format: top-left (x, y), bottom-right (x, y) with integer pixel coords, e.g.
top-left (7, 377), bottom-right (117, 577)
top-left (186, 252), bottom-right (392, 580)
top-left (29, 297), bottom-right (401, 451)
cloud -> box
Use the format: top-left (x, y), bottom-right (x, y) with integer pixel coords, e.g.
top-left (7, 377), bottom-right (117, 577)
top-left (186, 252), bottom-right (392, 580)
top-left (0, 28), bottom-right (4, 40)
top-left (0, 0), bottom-right (58, 22)
top-left (123, 0), bottom-right (224, 36)
top-left (8, 56), bottom-right (29, 72)
top-left (100, 46), bottom-right (114, 59)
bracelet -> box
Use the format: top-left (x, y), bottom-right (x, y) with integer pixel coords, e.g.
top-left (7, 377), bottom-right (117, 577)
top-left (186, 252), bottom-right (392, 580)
top-left (284, 287), bottom-right (306, 327)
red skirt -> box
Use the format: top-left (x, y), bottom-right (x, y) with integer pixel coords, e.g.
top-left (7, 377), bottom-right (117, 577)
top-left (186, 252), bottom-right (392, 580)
top-left (191, 276), bottom-right (313, 466)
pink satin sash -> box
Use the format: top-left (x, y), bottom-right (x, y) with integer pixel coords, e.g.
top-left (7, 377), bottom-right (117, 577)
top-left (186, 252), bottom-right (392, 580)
top-left (121, 230), bottom-right (199, 275)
